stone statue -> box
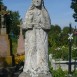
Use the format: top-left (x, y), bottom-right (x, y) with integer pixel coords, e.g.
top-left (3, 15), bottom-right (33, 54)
top-left (19, 0), bottom-right (52, 77)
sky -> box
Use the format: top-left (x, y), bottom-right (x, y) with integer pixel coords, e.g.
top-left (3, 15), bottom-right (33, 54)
top-left (3, 0), bottom-right (77, 28)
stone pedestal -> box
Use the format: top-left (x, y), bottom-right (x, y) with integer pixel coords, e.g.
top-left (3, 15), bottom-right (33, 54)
top-left (19, 72), bottom-right (52, 77)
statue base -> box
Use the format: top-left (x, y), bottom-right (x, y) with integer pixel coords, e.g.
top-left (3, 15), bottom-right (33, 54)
top-left (19, 72), bottom-right (52, 77)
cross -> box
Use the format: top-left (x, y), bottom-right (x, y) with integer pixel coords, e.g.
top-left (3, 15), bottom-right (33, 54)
top-left (0, 4), bottom-right (8, 28)
top-left (17, 21), bottom-right (23, 35)
top-left (68, 33), bottom-right (73, 41)
top-left (68, 24), bottom-right (73, 74)
top-left (55, 24), bottom-right (75, 76)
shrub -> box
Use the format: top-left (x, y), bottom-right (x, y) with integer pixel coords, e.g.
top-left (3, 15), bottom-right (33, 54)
top-left (52, 67), bottom-right (65, 77)
top-left (15, 55), bottom-right (24, 64)
top-left (73, 70), bottom-right (77, 77)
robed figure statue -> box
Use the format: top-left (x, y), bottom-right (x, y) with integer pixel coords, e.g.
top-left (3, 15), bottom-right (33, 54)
top-left (19, 0), bottom-right (52, 77)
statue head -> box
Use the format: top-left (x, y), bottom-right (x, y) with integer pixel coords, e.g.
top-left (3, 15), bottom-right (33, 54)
top-left (32, 0), bottom-right (43, 7)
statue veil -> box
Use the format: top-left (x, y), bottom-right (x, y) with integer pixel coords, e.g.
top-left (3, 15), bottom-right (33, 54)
top-left (27, 0), bottom-right (51, 30)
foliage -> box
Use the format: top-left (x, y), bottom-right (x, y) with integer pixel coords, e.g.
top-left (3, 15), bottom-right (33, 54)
top-left (61, 26), bottom-right (73, 45)
top-left (71, 0), bottom-right (77, 22)
top-left (61, 46), bottom-right (68, 60)
top-left (54, 25), bottom-right (61, 34)
top-left (0, 57), bottom-right (12, 67)
top-left (48, 25), bottom-right (61, 47)
top-left (50, 45), bottom-right (77, 60)
top-left (73, 35), bottom-right (77, 46)
top-left (0, 55), bottom-right (25, 67)
top-left (0, 0), bottom-right (3, 5)
top-left (48, 60), bottom-right (53, 73)
top-left (0, 0), bottom-right (21, 36)
top-left (48, 25), bottom-right (76, 60)
top-left (12, 38), bottom-right (17, 54)
top-left (72, 46), bottom-right (77, 59)
top-left (5, 11), bottom-right (20, 36)
top-left (52, 67), bottom-right (65, 77)
top-left (72, 70), bottom-right (77, 77)
top-left (51, 46), bottom-right (69, 60)
top-left (15, 55), bottom-right (24, 64)
top-left (62, 26), bottom-right (70, 33)
top-left (48, 25), bottom-right (74, 48)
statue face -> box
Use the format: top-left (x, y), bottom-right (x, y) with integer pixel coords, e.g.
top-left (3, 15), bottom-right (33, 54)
top-left (33, 0), bottom-right (42, 7)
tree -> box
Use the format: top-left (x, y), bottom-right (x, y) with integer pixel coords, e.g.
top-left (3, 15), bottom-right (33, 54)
top-left (62, 26), bottom-right (70, 34)
top-left (54, 25), bottom-right (61, 34)
top-left (71, 0), bottom-right (77, 22)
top-left (0, 0), bottom-right (3, 5)
top-left (5, 11), bottom-right (21, 36)
top-left (0, 0), bottom-right (3, 28)
top-left (10, 11), bottom-right (21, 36)
top-left (48, 24), bottom-right (62, 48)
top-left (0, 0), bottom-right (21, 36)
top-left (60, 26), bottom-right (74, 45)
top-left (48, 25), bottom-right (62, 54)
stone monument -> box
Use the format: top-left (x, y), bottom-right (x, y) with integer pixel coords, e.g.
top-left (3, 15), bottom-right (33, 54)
top-left (0, 5), bottom-right (12, 66)
top-left (19, 0), bottom-right (52, 77)
top-left (0, 35), bottom-right (10, 57)
top-left (17, 27), bottom-right (25, 55)
top-left (0, 6), bottom-right (10, 55)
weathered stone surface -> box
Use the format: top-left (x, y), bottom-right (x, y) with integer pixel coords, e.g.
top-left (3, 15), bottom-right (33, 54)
top-left (0, 34), bottom-right (11, 67)
top-left (19, 72), bottom-right (52, 77)
top-left (23, 29), bottom-right (49, 73)
top-left (19, 0), bottom-right (52, 77)
top-left (1, 28), bottom-right (7, 35)
top-left (0, 14), bottom-right (7, 34)
top-left (0, 34), bottom-right (10, 57)
top-left (19, 72), bottom-right (31, 77)
top-left (22, 1), bottom-right (51, 30)
top-left (17, 28), bottom-right (25, 55)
